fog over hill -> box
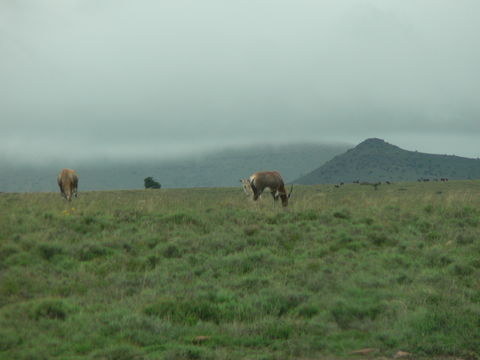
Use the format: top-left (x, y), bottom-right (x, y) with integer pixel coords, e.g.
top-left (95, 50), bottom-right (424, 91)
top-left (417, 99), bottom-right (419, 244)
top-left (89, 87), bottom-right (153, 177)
top-left (0, 143), bottom-right (349, 192)
top-left (295, 138), bottom-right (480, 184)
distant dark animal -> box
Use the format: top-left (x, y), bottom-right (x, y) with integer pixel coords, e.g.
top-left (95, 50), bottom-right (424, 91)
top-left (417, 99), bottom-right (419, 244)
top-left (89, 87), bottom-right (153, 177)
top-left (360, 181), bottom-right (381, 190)
top-left (57, 168), bottom-right (78, 201)
top-left (385, 181), bottom-right (391, 185)
top-left (334, 184), bottom-right (340, 188)
top-left (441, 178), bottom-right (449, 182)
top-left (240, 171), bottom-right (292, 207)
top-left (353, 180), bottom-right (360, 184)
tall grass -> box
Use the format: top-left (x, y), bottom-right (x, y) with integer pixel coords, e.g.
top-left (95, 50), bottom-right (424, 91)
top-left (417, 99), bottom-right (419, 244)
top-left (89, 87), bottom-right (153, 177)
top-left (1, 181), bottom-right (479, 359)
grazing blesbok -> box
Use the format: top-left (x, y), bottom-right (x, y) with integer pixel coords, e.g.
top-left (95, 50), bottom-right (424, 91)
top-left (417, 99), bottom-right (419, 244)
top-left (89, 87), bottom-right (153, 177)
top-left (57, 168), bottom-right (78, 201)
top-left (240, 171), bottom-right (292, 207)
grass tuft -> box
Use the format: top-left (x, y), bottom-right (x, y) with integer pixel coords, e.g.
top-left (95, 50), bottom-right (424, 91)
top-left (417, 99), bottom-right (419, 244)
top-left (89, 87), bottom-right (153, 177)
top-left (31, 298), bottom-right (76, 321)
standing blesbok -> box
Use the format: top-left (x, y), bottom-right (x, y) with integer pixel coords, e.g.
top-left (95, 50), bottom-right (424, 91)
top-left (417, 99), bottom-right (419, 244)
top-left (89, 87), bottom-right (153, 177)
top-left (240, 171), bottom-right (292, 207)
top-left (57, 168), bottom-right (78, 201)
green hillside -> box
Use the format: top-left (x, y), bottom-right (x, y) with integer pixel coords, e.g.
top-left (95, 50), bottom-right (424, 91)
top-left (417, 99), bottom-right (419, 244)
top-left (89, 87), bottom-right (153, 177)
top-left (1, 181), bottom-right (480, 359)
top-left (295, 138), bottom-right (480, 184)
top-left (0, 143), bottom-right (348, 192)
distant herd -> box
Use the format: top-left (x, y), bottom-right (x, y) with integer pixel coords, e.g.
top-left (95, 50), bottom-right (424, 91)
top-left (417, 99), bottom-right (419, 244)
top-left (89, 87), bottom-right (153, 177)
top-left (417, 178), bottom-right (449, 182)
top-left (56, 167), bottom-right (450, 207)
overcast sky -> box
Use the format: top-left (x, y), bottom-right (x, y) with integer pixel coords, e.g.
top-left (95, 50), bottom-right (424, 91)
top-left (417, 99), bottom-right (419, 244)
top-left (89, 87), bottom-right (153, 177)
top-left (1, 0), bottom-right (479, 163)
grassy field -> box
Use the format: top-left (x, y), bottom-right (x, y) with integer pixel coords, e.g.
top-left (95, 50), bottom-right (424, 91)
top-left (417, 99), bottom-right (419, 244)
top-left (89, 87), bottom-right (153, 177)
top-left (1, 181), bottom-right (480, 360)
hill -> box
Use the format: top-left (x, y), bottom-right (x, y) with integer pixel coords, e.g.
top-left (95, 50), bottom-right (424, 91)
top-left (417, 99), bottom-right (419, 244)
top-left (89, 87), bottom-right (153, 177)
top-left (295, 138), bottom-right (480, 184)
top-left (0, 143), bottom-right (348, 192)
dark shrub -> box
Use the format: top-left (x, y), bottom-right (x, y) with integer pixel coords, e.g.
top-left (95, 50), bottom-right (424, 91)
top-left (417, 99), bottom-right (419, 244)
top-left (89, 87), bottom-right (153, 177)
top-left (144, 176), bottom-right (161, 189)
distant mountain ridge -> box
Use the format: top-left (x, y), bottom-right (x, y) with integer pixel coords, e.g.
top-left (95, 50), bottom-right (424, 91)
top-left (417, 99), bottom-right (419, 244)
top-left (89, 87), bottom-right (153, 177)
top-left (294, 138), bottom-right (480, 184)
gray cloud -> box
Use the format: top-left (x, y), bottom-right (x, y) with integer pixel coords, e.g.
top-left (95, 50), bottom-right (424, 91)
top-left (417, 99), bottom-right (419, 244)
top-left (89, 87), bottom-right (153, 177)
top-left (1, 0), bottom-right (480, 162)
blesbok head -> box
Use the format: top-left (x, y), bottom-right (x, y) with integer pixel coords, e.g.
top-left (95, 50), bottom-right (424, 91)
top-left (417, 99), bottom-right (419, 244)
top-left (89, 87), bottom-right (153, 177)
top-left (240, 178), bottom-right (253, 196)
top-left (242, 171), bottom-right (292, 207)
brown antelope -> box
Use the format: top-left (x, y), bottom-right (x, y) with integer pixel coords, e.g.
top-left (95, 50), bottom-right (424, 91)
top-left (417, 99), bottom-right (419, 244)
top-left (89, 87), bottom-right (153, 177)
top-left (57, 168), bottom-right (78, 201)
top-left (240, 171), bottom-right (292, 207)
